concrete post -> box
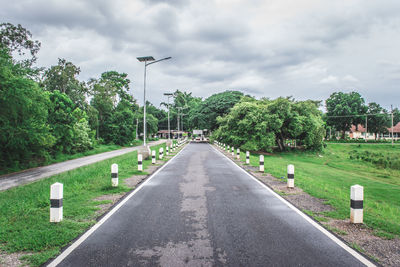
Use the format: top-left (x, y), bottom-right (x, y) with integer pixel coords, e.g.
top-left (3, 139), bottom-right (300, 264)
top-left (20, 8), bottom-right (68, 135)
top-left (50, 182), bottom-right (63, 222)
top-left (246, 151), bottom-right (250, 164)
top-left (236, 148), bottom-right (240, 159)
top-left (287, 164), bottom-right (294, 188)
top-left (152, 150), bottom-right (156, 164)
top-left (111, 163), bottom-right (118, 187)
top-left (259, 155), bottom-right (264, 172)
top-left (227, 145), bottom-right (230, 151)
top-left (166, 146), bottom-right (169, 156)
top-left (138, 154), bottom-right (143, 171)
top-left (350, 185), bottom-right (364, 224)
top-left (231, 147), bottom-right (234, 156)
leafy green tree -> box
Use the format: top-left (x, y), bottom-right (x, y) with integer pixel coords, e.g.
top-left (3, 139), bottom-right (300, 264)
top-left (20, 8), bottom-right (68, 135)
top-left (108, 99), bottom-right (136, 145)
top-left (326, 92), bottom-right (367, 139)
top-left (0, 23), bottom-right (41, 66)
top-left (192, 90), bottom-right (244, 131)
top-left (47, 91), bottom-right (76, 154)
top-left (42, 58), bottom-right (87, 108)
top-left (366, 102), bottom-right (390, 139)
top-left (214, 96), bottom-right (325, 152)
top-left (0, 48), bottom-right (54, 169)
top-left (71, 108), bottom-right (93, 152)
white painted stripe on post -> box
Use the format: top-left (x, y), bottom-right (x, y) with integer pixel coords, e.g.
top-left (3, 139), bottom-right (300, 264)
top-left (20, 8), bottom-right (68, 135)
top-left (111, 163), bottom-right (118, 187)
top-left (138, 154), bottom-right (143, 171)
top-left (350, 185), bottom-right (364, 224)
top-left (259, 155), bottom-right (264, 172)
top-left (287, 164), bottom-right (294, 188)
top-left (47, 145), bottom-right (190, 267)
top-left (50, 182), bottom-right (63, 223)
top-left (210, 145), bottom-right (375, 267)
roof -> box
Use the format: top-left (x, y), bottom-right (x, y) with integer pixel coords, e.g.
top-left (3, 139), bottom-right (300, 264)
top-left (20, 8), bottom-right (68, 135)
top-left (350, 122), bottom-right (400, 133)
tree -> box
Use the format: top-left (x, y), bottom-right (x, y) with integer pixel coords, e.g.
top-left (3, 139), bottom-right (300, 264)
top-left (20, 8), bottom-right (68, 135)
top-left (0, 23), bottom-right (41, 67)
top-left (0, 48), bottom-right (54, 169)
top-left (191, 90), bottom-right (244, 131)
top-left (42, 58), bottom-right (87, 108)
top-left (366, 102), bottom-right (390, 139)
top-left (326, 92), bottom-right (367, 139)
top-left (108, 99), bottom-right (136, 145)
top-left (47, 91), bottom-right (76, 154)
top-left (213, 96), bottom-right (325, 152)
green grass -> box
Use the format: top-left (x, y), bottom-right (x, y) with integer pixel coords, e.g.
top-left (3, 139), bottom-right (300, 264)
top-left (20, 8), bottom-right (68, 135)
top-left (0, 143), bottom-right (142, 176)
top-left (234, 144), bottom-right (400, 237)
top-left (0, 142), bottom-right (172, 266)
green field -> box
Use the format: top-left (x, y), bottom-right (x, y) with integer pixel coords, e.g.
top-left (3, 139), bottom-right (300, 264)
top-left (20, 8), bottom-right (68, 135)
top-left (0, 141), bottom-right (175, 266)
top-left (235, 144), bottom-right (400, 238)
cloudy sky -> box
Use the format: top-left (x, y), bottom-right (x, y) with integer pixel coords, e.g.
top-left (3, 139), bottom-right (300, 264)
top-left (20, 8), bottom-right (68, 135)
top-left (2, 0), bottom-right (400, 110)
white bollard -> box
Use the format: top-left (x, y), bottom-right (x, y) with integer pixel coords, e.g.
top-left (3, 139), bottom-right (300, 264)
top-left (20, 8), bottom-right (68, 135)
top-left (246, 151), bottom-right (250, 164)
top-left (350, 185), bottom-right (364, 224)
top-left (152, 150), bottom-right (156, 164)
top-left (111, 163), bottom-right (118, 187)
top-left (287, 164), bottom-right (294, 188)
top-left (50, 182), bottom-right (63, 222)
top-left (231, 147), bottom-right (234, 156)
top-left (159, 147), bottom-right (163, 160)
top-left (227, 145), bottom-right (230, 152)
top-left (138, 154), bottom-right (143, 171)
top-left (236, 148), bottom-right (240, 159)
top-left (166, 146), bottom-right (169, 155)
top-left (259, 155), bottom-right (264, 172)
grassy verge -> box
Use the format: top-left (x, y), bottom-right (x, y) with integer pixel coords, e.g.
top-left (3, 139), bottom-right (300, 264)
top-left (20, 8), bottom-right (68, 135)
top-left (0, 142), bottom-right (145, 176)
top-left (0, 142), bottom-right (175, 266)
top-left (226, 144), bottom-right (400, 237)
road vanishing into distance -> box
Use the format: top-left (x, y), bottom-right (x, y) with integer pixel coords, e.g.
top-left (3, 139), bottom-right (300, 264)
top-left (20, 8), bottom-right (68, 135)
top-left (0, 140), bottom-right (166, 191)
top-left (49, 143), bottom-right (373, 267)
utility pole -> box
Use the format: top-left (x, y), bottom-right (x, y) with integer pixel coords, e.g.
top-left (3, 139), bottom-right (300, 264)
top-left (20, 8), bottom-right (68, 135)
top-left (365, 115), bottom-right (368, 142)
top-left (136, 118), bottom-right (139, 140)
top-left (391, 105), bottom-right (394, 147)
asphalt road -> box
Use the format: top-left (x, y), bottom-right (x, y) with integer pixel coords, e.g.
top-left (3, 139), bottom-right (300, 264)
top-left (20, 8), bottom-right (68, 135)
top-left (0, 140), bottom-right (165, 191)
top-left (50, 143), bottom-right (372, 267)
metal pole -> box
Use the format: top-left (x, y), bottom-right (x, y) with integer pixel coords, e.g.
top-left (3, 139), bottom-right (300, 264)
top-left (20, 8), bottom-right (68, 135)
top-left (167, 96), bottom-right (170, 140)
top-left (392, 105), bottom-right (394, 147)
top-left (143, 62), bottom-right (147, 146)
top-left (365, 115), bottom-right (367, 142)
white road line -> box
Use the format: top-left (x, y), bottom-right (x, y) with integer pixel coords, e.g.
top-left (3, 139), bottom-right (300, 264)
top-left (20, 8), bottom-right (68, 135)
top-left (47, 144), bottom-right (189, 267)
top-left (210, 144), bottom-right (375, 267)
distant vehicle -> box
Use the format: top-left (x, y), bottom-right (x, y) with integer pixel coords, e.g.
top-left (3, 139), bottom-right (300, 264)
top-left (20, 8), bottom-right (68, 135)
top-left (192, 129), bottom-right (208, 143)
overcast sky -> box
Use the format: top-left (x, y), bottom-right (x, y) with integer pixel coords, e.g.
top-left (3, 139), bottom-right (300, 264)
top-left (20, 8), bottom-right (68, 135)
top-left (2, 0), bottom-right (400, 110)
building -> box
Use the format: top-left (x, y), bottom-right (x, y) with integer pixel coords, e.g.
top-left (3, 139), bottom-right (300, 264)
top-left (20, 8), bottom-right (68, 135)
top-left (348, 122), bottom-right (400, 140)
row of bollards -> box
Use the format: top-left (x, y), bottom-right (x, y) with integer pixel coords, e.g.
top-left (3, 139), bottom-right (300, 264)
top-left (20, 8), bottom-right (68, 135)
top-left (215, 140), bottom-right (364, 224)
top-left (49, 142), bottom-right (189, 223)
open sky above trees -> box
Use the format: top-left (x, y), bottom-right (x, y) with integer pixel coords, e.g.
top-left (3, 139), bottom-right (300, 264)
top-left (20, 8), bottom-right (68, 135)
top-left (1, 0), bottom-right (400, 109)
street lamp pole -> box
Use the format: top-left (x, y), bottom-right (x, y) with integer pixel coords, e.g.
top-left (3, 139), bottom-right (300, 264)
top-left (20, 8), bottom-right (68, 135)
top-left (137, 56), bottom-right (171, 146)
top-left (164, 93), bottom-right (174, 140)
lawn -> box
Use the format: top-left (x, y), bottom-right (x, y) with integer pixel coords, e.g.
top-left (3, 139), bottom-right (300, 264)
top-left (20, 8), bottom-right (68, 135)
top-left (234, 144), bottom-right (400, 237)
top-left (0, 141), bottom-right (176, 266)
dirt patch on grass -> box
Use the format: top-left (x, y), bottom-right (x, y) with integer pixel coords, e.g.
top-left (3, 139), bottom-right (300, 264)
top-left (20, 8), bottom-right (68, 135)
top-left (124, 175), bottom-right (147, 188)
top-left (0, 250), bottom-right (31, 267)
top-left (321, 219), bottom-right (400, 266)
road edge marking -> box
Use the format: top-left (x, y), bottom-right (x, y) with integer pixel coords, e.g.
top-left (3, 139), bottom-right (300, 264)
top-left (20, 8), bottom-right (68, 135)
top-left (47, 143), bottom-right (189, 267)
top-left (210, 144), bottom-right (375, 267)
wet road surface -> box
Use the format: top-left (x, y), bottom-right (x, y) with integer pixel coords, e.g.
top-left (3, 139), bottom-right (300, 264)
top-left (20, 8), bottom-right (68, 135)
top-left (50, 143), bottom-right (372, 266)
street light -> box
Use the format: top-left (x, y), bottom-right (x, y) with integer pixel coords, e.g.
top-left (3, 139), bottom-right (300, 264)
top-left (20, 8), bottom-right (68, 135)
top-left (137, 56), bottom-right (171, 146)
top-left (164, 92), bottom-right (174, 141)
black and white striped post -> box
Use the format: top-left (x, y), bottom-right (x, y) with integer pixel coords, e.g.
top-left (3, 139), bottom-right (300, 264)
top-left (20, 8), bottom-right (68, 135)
top-left (159, 147), bottom-right (163, 160)
top-left (287, 164), bottom-right (294, 188)
top-left (111, 163), bottom-right (118, 187)
top-left (224, 144), bottom-right (226, 150)
top-left (166, 146), bottom-right (169, 156)
top-left (227, 145), bottom-right (230, 152)
top-left (138, 154), bottom-right (143, 171)
top-left (152, 150), bottom-right (156, 164)
top-left (246, 151), bottom-right (250, 164)
top-left (350, 185), bottom-right (364, 224)
top-left (259, 155), bottom-right (264, 172)
top-left (236, 148), bottom-right (240, 159)
top-left (50, 182), bottom-right (63, 223)
top-left (231, 147), bottom-right (234, 156)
